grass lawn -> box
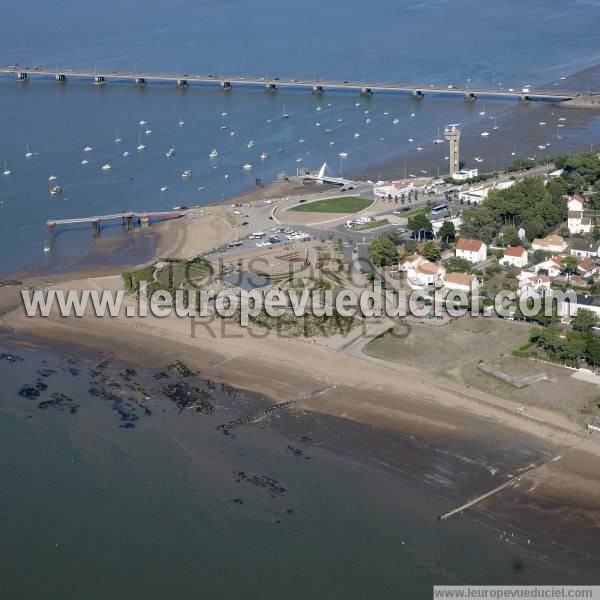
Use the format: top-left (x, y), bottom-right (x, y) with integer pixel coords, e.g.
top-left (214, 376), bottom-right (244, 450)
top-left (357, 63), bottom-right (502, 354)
top-left (289, 196), bottom-right (372, 213)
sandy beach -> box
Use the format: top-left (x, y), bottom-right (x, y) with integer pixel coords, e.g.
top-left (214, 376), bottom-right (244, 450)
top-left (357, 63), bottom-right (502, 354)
top-left (2, 178), bottom-right (600, 559)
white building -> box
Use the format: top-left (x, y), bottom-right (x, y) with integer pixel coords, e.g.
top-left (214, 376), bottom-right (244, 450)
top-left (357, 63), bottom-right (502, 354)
top-left (452, 168), bottom-right (479, 181)
top-left (374, 178), bottom-right (428, 200)
top-left (568, 211), bottom-right (592, 235)
top-left (406, 260), bottom-right (446, 288)
top-left (499, 245), bottom-right (528, 268)
top-left (455, 238), bottom-right (487, 263)
top-left (458, 180), bottom-right (515, 205)
top-left (444, 272), bottom-right (479, 294)
top-left (567, 196), bottom-right (584, 212)
top-left (531, 235), bottom-right (567, 254)
top-left (517, 272), bottom-right (552, 298)
top-left (432, 216), bottom-right (462, 237)
top-left (570, 239), bottom-right (600, 258)
top-left (533, 256), bottom-right (563, 278)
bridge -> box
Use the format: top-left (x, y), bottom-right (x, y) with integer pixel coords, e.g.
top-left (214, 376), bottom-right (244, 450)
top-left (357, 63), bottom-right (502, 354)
top-left (47, 210), bottom-right (184, 236)
top-left (0, 65), bottom-right (588, 103)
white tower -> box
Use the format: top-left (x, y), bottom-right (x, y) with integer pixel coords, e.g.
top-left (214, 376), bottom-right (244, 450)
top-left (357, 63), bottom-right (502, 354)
top-left (444, 124), bottom-right (461, 177)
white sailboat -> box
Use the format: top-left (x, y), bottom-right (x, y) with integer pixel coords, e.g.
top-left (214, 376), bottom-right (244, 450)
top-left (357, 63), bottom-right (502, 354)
top-left (479, 104), bottom-right (486, 116)
top-left (166, 146), bottom-right (176, 158)
top-left (137, 133), bottom-right (146, 151)
top-left (50, 184), bottom-right (62, 195)
top-left (178, 116), bottom-right (185, 126)
top-left (43, 240), bottom-right (51, 253)
top-left (247, 139), bottom-right (255, 148)
top-left (48, 175), bottom-right (57, 181)
top-left (260, 152), bottom-right (268, 160)
top-left (84, 145), bottom-right (93, 152)
top-left (25, 143), bottom-right (33, 158)
top-left (101, 163), bottom-right (112, 171)
top-left (282, 105), bottom-right (289, 119)
top-left (209, 149), bottom-right (218, 159)
top-left (114, 135), bottom-right (122, 143)
top-left (3, 162), bottom-right (11, 176)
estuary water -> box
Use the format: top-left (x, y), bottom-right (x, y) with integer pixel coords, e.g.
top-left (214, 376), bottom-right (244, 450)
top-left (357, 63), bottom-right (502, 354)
top-left (1, 0), bottom-right (600, 275)
top-left (0, 343), bottom-right (595, 599)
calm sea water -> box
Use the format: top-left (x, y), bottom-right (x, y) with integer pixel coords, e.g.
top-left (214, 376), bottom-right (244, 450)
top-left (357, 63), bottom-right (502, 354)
top-left (0, 344), bottom-right (593, 599)
top-left (1, 0), bottom-right (600, 275)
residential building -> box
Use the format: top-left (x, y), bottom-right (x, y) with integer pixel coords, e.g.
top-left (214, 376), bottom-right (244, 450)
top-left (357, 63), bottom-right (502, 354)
top-left (577, 258), bottom-right (599, 279)
top-left (455, 238), bottom-right (487, 263)
top-left (432, 216), bottom-right (462, 237)
top-left (567, 196), bottom-right (584, 212)
top-left (517, 272), bottom-right (552, 298)
top-left (562, 294), bottom-right (600, 318)
top-left (400, 253), bottom-right (425, 272)
top-left (444, 272), bottom-right (479, 293)
top-left (568, 211), bottom-right (592, 235)
top-left (499, 245), bottom-right (528, 268)
top-left (570, 238), bottom-right (600, 258)
top-left (533, 256), bottom-right (563, 278)
top-left (406, 260), bottom-right (446, 288)
top-left (531, 235), bottom-right (567, 254)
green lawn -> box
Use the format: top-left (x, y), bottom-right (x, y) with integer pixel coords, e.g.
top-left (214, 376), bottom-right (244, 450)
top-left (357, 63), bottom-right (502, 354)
top-left (289, 196), bottom-right (373, 213)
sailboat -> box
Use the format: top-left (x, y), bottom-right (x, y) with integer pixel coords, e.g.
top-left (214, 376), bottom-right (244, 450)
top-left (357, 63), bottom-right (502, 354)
top-left (209, 149), bottom-right (218, 159)
top-left (50, 184), bottom-right (62, 195)
top-left (511, 147), bottom-right (517, 156)
top-left (178, 116), bottom-right (185, 126)
top-left (114, 134), bottom-right (122, 143)
top-left (84, 145), bottom-right (93, 152)
top-left (247, 139), bottom-right (255, 148)
top-left (479, 104), bottom-right (486, 116)
top-left (166, 146), bottom-right (176, 158)
top-left (3, 162), bottom-right (11, 176)
top-left (282, 105), bottom-right (289, 119)
top-left (25, 143), bottom-right (33, 158)
top-left (43, 240), bottom-right (51, 253)
top-left (433, 128), bottom-right (444, 144)
top-left (492, 117), bottom-right (499, 131)
top-left (137, 133), bottom-right (146, 151)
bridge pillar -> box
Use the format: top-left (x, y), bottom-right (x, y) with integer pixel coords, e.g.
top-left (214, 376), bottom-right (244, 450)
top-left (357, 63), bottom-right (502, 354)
top-left (265, 82), bottom-right (277, 93)
top-left (221, 81), bottom-right (232, 90)
top-left (176, 79), bottom-right (189, 88)
top-left (412, 89), bottom-right (424, 98)
top-left (135, 77), bottom-right (147, 87)
top-left (519, 95), bottom-right (531, 103)
top-left (312, 85), bottom-right (324, 95)
top-left (91, 219), bottom-right (101, 236)
top-left (16, 71), bottom-right (28, 82)
top-left (55, 73), bottom-right (67, 83)
top-left (464, 92), bottom-right (477, 101)
top-left (93, 75), bottom-right (105, 86)
top-left (360, 87), bottom-right (373, 97)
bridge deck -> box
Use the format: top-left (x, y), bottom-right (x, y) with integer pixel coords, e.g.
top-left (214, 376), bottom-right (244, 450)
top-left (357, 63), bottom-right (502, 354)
top-left (0, 66), bottom-right (585, 101)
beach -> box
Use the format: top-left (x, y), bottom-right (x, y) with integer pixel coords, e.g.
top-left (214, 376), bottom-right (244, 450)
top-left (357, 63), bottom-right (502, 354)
top-left (2, 178), bottom-right (600, 573)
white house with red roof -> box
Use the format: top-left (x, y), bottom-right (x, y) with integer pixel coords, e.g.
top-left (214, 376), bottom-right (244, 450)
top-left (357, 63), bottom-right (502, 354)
top-left (531, 235), bottom-right (567, 254)
top-left (517, 272), bottom-right (552, 298)
top-left (499, 245), bottom-right (528, 268)
top-left (533, 256), bottom-right (563, 278)
top-left (455, 238), bottom-right (487, 264)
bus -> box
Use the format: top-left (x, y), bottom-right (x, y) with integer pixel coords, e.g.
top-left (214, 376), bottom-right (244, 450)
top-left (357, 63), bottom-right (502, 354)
top-left (431, 203), bottom-right (449, 216)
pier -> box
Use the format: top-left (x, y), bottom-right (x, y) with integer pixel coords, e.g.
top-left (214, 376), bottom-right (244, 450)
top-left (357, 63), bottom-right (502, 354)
top-left (438, 463), bottom-right (541, 521)
top-left (0, 65), bottom-right (590, 103)
top-left (47, 210), bottom-right (184, 237)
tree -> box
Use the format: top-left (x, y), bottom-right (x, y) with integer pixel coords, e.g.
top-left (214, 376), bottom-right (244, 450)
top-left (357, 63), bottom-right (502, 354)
top-left (572, 308), bottom-right (599, 332)
top-left (523, 218), bottom-right (545, 242)
top-left (407, 213), bottom-right (432, 240)
top-left (501, 226), bottom-right (521, 247)
top-left (460, 208), bottom-right (497, 244)
top-left (444, 257), bottom-right (472, 273)
top-left (562, 255), bottom-right (578, 276)
top-left (368, 237), bottom-right (399, 267)
top-left (437, 220), bottom-right (456, 243)
top-left (421, 241), bottom-right (441, 262)
top-left (561, 331), bottom-right (587, 366)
